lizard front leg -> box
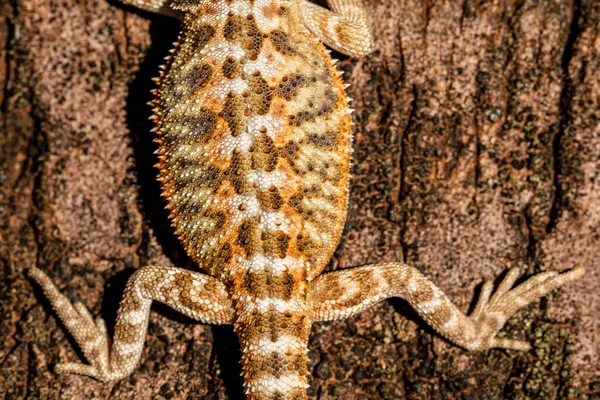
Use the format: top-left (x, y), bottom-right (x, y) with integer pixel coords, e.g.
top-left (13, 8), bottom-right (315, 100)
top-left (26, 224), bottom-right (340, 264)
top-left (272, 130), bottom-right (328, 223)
top-left (308, 263), bottom-right (584, 351)
top-left (29, 266), bottom-right (234, 382)
top-left (299, 0), bottom-right (374, 57)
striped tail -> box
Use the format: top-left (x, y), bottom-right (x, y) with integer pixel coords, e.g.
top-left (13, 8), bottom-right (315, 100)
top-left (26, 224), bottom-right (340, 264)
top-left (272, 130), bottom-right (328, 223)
top-left (232, 268), bottom-right (312, 399)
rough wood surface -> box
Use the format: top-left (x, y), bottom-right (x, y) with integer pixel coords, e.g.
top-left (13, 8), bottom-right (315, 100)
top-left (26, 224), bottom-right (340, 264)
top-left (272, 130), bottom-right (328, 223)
top-left (1, 0), bottom-right (598, 399)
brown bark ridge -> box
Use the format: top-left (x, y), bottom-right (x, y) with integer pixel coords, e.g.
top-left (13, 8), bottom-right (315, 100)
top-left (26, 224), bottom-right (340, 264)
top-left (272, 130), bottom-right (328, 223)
top-left (1, 0), bottom-right (598, 398)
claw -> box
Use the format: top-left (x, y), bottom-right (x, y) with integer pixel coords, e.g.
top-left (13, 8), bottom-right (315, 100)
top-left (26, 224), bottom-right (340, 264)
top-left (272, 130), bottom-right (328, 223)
top-left (55, 362), bottom-right (98, 377)
top-left (471, 281), bottom-right (493, 320)
top-left (492, 267), bottom-right (522, 299)
top-left (490, 338), bottom-right (531, 351)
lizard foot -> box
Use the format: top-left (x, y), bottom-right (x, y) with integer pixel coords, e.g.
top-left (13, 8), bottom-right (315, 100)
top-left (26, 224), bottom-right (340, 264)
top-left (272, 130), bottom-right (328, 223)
top-left (467, 267), bottom-right (585, 351)
top-left (29, 267), bottom-right (116, 382)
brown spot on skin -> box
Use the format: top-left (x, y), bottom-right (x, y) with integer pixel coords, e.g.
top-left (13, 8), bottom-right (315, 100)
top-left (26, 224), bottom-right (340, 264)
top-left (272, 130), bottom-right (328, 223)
top-left (282, 141), bottom-right (299, 158)
top-left (278, 74), bottom-right (308, 100)
top-left (248, 74), bottom-right (272, 115)
top-left (113, 320), bottom-right (143, 345)
top-left (322, 277), bottom-right (343, 297)
top-left (270, 30), bottom-right (296, 55)
top-left (307, 131), bottom-right (339, 149)
top-left (281, 272), bottom-right (295, 299)
top-left (201, 2), bottom-right (218, 15)
top-left (251, 134), bottom-right (279, 171)
top-left (224, 14), bottom-right (265, 60)
top-left (119, 295), bottom-right (143, 313)
top-left (169, 163), bottom-right (220, 193)
top-left (296, 231), bottom-right (319, 260)
top-left (219, 76), bottom-right (273, 138)
top-left (188, 111), bottom-right (218, 142)
top-left (260, 230), bottom-right (289, 258)
top-left (185, 24), bottom-right (216, 50)
top-left (222, 57), bottom-right (239, 78)
top-left (335, 21), bottom-right (354, 45)
top-left (205, 242), bottom-right (232, 272)
top-left (289, 110), bottom-right (314, 127)
top-left (276, 232), bottom-right (290, 257)
top-left (412, 283), bottom-right (435, 303)
top-left (289, 192), bottom-right (304, 213)
top-left (223, 14), bottom-right (244, 40)
top-left (288, 184), bottom-right (339, 226)
top-left (220, 95), bottom-right (241, 136)
top-left (384, 269), bottom-right (405, 288)
top-left (245, 272), bottom-right (258, 295)
top-left (227, 151), bottom-right (248, 194)
top-left (316, 88), bottom-right (337, 117)
top-left (188, 64), bottom-right (212, 91)
top-left (160, 109), bottom-right (217, 146)
top-left (431, 305), bottom-right (452, 326)
top-left (285, 83), bottom-right (337, 130)
top-left (269, 314), bottom-right (280, 342)
top-left (238, 219), bottom-right (259, 256)
top-left (342, 289), bottom-right (369, 308)
top-left (257, 188), bottom-right (284, 210)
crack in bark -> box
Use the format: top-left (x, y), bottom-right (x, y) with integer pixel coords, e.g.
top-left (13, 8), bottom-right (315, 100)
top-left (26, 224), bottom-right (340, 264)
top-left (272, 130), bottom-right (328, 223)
top-left (0, 1), bottom-right (15, 116)
top-left (547, 0), bottom-right (582, 234)
top-left (397, 84), bottom-right (419, 263)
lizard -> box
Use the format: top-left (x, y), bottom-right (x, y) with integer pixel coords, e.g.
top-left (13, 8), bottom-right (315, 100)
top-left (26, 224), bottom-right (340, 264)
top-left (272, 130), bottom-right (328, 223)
top-left (27, 0), bottom-right (585, 399)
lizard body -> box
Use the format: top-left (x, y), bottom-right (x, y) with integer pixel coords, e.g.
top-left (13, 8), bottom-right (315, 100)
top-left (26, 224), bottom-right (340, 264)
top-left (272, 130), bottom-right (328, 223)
top-left (29, 1), bottom-right (584, 399)
top-left (156, 1), bottom-right (357, 396)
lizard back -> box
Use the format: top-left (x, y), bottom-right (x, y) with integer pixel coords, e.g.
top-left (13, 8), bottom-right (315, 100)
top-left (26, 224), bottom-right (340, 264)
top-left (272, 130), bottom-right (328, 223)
top-left (154, 0), bottom-right (353, 283)
top-left (154, 3), bottom-right (354, 396)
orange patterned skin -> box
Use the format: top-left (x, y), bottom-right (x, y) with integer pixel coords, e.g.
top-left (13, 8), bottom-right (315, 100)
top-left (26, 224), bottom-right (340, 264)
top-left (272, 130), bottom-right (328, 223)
top-left (158, 4), bottom-right (353, 282)
top-left (29, 1), bottom-right (585, 399)
top-left (154, 2), bottom-right (355, 396)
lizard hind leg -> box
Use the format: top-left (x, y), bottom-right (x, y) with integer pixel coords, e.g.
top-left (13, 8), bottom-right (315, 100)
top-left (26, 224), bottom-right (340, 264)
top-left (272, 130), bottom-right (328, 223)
top-left (29, 266), bottom-right (234, 382)
top-left (307, 263), bottom-right (584, 352)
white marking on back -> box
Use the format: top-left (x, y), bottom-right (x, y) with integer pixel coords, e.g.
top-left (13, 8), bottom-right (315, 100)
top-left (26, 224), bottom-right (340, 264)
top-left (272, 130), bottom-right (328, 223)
top-left (249, 335), bottom-right (305, 354)
top-left (248, 373), bottom-right (309, 392)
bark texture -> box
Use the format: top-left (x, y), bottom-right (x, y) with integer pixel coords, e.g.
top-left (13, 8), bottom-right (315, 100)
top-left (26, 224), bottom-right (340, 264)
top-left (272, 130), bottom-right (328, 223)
top-left (1, 0), bottom-right (599, 399)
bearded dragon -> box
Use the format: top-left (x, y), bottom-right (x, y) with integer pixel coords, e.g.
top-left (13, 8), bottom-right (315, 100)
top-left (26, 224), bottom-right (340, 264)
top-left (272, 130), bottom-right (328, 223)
top-left (29, 0), bottom-right (584, 398)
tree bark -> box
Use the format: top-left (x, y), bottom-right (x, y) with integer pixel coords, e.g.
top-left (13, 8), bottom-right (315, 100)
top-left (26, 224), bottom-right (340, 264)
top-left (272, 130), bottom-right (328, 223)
top-left (1, 0), bottom-right (598, 399)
